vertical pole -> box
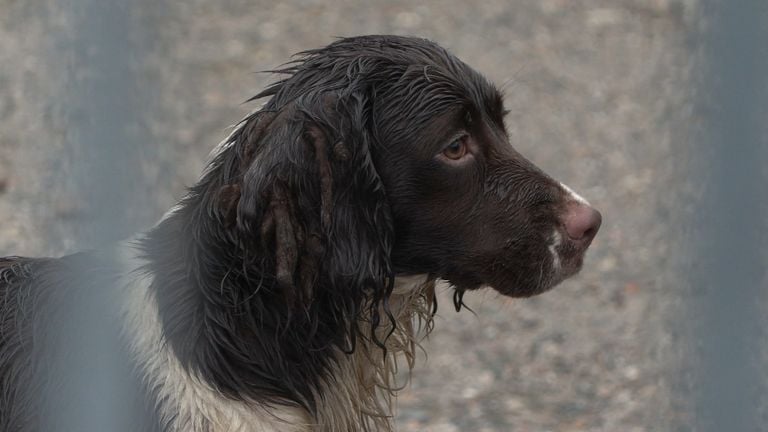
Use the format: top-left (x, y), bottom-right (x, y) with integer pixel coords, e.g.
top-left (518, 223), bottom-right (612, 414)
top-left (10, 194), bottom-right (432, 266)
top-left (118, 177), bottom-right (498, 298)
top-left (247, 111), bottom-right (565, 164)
top-left (42, 1), bottom-right (160, 430)
top-left (692, 1), bottom-right (768, 430)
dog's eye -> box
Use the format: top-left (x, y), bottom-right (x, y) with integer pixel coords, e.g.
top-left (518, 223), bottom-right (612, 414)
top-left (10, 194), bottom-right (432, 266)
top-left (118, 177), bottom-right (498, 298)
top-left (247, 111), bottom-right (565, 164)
top-left (442, 135), bottom-right (469, 160)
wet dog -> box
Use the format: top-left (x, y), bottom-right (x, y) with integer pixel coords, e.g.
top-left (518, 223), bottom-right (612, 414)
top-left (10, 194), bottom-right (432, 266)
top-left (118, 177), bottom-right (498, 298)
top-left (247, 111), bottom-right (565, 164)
top-left (0, 35), bottom-right (601, 431)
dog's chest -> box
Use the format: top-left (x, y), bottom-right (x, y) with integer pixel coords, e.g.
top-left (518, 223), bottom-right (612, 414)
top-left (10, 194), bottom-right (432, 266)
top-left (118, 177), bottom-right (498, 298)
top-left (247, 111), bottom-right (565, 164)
top-left (116, 241), bottom-right (430, 431)
top-left (116, 244), bottom-right (313, 432)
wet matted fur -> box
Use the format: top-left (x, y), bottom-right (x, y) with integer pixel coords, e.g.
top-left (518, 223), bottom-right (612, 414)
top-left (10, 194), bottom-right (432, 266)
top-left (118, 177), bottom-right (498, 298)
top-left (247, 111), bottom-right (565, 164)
top-left (0, 35), bottom-right (601, 431)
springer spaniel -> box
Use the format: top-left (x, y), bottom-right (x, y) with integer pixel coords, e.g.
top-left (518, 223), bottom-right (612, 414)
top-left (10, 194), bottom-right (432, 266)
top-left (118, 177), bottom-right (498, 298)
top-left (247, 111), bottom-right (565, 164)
top-left (0, 35), bottom-right (601, 431)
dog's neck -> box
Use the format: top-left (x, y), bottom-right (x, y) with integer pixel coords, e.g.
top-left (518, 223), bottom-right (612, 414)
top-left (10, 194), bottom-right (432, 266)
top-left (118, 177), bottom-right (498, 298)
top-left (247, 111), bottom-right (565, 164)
top-left (132, 206), bottom-right (435, 431)
top-left (308, 274), bottom-right (435, 431)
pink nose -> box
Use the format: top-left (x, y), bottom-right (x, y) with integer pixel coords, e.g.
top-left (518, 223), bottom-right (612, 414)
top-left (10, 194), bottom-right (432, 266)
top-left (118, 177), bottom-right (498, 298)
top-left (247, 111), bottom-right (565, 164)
top-left (564, 203), bottom-right (602, 242)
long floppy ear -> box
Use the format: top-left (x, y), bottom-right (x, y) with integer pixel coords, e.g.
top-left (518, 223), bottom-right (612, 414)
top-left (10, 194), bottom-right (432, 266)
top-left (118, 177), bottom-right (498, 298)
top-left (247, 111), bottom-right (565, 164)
top-left (224, 90), bottom-right (396, 347)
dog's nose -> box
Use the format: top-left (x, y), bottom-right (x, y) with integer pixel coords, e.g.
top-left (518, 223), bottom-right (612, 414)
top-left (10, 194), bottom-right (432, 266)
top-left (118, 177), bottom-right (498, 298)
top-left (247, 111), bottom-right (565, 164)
top-left (564, 203), bottom-right (602, 243)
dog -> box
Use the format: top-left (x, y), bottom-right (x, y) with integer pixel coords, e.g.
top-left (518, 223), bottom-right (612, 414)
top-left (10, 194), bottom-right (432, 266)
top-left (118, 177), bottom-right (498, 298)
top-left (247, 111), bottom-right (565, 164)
top-left (0, 35), bottom-right (601, 431)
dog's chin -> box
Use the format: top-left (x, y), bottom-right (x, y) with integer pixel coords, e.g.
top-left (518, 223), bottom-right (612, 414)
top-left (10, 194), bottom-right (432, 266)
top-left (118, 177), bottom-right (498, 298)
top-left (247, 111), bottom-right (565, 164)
top-left (487, 269), bottom-right (576, 298)
top-left (447, 272), bottom-right (551, 299)
top-left (489, 277), bottom-right (560, 298)
top-left (451, 258), bottom-right (587, 299)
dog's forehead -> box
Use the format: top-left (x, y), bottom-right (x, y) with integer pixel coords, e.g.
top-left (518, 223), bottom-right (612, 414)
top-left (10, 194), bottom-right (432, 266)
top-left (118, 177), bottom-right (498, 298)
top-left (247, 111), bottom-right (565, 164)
top-left (363, 51), bottom-right (504, 127)
top-left (261, 36), bottom-right (503, 107)
top-left (256, 36), bottom-right (507, 138)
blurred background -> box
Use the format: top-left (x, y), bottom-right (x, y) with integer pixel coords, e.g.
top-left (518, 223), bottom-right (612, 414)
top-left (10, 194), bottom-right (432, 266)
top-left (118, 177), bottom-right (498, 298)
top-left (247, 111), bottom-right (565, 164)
top-left (1, 0), bottom-right (766, 431)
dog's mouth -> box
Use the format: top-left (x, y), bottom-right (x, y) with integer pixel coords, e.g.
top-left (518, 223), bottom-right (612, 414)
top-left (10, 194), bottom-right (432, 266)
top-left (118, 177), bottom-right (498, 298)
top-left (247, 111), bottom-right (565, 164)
top-left (474, 206), bottom-right (601, 298)
top-left (547, 227), bottom-right (596, 285)
top-left (441, 214), bottom-right (601, 299)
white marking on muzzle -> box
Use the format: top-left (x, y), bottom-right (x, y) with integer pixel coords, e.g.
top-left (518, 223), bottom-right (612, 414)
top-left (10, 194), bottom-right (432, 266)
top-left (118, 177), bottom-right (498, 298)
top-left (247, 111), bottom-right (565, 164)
top-left (549, 229), bottom-right (562, 270)
top-left (559, 182), bottom-right (590, 206)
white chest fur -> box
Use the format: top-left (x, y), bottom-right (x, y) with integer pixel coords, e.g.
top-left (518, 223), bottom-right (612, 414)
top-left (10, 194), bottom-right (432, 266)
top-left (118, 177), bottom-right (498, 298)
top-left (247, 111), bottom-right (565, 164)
top-left (117, 242), bottom-right (431, 431)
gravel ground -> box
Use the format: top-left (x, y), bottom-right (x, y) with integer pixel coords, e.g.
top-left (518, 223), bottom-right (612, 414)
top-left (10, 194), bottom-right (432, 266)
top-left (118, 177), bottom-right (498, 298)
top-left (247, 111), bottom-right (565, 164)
top-left (0, 1), bottom-right (703, 430)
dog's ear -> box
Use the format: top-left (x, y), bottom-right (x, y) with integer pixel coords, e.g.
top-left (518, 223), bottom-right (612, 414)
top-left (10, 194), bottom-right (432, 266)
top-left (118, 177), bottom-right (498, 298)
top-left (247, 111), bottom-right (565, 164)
top-left (222, 91), bottom-right (395, 339)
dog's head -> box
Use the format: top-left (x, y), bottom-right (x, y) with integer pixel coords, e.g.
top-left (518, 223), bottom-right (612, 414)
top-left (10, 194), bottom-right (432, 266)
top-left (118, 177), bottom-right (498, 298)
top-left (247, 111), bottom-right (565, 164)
top-left (208, 35), bottom-right (601, 314)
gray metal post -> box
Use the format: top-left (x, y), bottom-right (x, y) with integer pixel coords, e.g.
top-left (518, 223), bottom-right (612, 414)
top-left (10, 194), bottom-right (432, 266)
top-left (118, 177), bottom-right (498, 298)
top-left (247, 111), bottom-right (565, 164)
top-left (692, 1), bottom-right (768, 430)
top-left (41, 1), bottom-right (160, 430)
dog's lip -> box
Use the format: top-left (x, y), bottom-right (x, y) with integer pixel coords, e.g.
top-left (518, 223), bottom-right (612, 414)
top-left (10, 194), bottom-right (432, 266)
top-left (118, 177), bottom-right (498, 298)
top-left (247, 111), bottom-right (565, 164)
top-left (442, 230), bottom-right (596, 296)
top-left (555, 239), bottom-right (591, 278)
top-left (543, 227), bottom-right (588, 281)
